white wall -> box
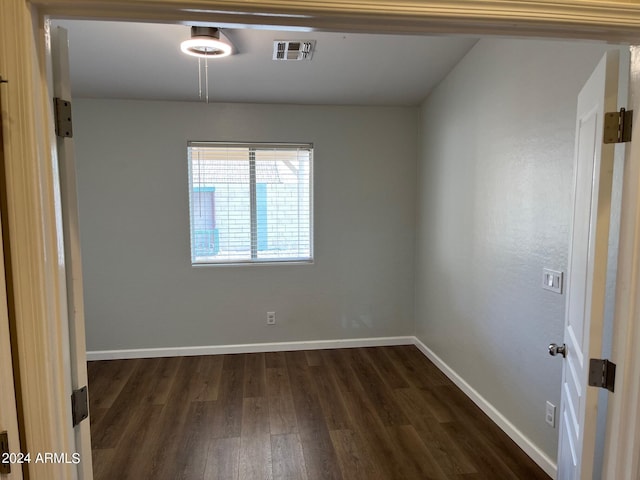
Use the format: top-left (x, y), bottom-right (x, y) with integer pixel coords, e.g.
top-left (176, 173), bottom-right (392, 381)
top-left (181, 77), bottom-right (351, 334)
top-left (73, 100), bottom-right (418, 351)
top-left (415, 38), bottom-right (617, 460)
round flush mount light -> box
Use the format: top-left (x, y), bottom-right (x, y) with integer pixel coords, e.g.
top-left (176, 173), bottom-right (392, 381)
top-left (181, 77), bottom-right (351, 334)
top-left (180, 26), bottom-right (232, 58)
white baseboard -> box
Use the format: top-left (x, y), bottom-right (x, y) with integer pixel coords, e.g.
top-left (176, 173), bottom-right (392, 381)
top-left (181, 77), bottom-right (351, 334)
top-left (86, 334), bottom-right (555, 478)
top-left (412, 337), bottom-right (557, 479)
top-left (86, 335), bottom-right (414, 361)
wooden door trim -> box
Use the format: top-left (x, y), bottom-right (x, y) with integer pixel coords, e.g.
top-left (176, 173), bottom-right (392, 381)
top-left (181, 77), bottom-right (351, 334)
top-left (0, 2), bottom-right (76, 478)
top-left (3, 1), bottom-right (640, 479)
top-left (32, 0), bottom-right (640, 43)
top-left (0, 59), bottom-right (24, 480)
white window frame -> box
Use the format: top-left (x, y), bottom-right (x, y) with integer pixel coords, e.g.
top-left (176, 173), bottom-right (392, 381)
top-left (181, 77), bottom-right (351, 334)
top-left (187, 141), bottom-right (314, 266)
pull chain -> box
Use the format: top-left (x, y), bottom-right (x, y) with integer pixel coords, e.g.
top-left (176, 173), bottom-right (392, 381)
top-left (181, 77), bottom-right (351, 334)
top-left (198, 56), bottom-right (209, 103)
top-left (205, 55), bottom-right (209, 104)
top-left (197, 56), bottom-right (210, 104)
top-left (198, 58), bottom-right (202, 100)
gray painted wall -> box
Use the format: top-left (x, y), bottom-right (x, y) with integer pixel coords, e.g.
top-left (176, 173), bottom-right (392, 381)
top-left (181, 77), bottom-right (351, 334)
top-left (74, 100), bottom-right (418, 351)
top-left (415, 38), bottom-right (617, 459)
top-left (75, 37), bottom-right (622, 464)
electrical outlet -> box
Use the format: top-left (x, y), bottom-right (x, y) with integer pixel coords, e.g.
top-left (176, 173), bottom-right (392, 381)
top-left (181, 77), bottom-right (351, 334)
top-left (267, 312), bottom-right (276, 325)
top-left (545, 401), bottom-right (556, 427)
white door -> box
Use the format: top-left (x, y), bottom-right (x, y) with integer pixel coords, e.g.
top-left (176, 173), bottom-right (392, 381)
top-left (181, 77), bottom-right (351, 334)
top-left (0, 99), bottom-right (23, 480)
top-left (48, 25), bottom-right (93, 480)
top-left (557, 51), bottom-right (620, 480)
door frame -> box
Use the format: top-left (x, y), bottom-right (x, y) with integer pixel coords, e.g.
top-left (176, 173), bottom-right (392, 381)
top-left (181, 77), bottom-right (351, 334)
top-left (0, 2), bottom-right (78, 479)
top-left (0, 69), bottom-right (24, 480)
top-left (601, 45), bottom-right (640, 480)
top-left (2, 1), bottom-right (640, 479)
top-left (48, 24), bottom-right (94, 480)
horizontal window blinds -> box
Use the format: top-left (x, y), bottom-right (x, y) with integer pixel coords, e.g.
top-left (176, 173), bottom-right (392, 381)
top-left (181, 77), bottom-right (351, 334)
top-left (188, 142), bottom-right (313, 264)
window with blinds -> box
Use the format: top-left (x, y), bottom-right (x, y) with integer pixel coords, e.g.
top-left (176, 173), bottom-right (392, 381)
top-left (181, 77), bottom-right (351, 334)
top-left (188, 142), bottom-right (313, 265)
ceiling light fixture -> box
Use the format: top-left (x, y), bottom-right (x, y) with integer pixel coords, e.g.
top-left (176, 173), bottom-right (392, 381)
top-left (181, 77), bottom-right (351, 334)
top-left (181, 26), bottom-right (233, 104)
top-left (180, 26), bottom-right (232, 58)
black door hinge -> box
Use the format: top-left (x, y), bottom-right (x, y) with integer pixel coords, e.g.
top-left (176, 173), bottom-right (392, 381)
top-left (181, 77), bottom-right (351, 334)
top-left (53, 97), bottom-right (73, 138)
top-left (603, 108), bottom-right (632, 144)
top-left (71, 386), bottom-right (89, 427)
top-left (588, 358), bottom-right (616, 392)
top-left (0, 431), bottom-right (10, 474)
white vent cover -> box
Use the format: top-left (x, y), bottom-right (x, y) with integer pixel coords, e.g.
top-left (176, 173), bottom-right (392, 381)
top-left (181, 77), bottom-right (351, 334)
top-left (273, 40), bottom-right (315, 61)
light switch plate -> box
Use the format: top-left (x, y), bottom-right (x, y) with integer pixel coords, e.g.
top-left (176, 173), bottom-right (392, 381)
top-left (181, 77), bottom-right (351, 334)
top-left (542, 268), bottom-right (563, 294)
top-left (545, 401), bottom-right (556, 427)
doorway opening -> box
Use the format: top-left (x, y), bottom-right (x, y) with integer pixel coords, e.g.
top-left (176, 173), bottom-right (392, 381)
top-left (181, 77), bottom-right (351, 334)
top-left (45, 15), bottom-right (632, 480)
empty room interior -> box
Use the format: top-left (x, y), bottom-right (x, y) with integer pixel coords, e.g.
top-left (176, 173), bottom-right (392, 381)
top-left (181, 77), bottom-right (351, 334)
top-left (51, 18), bottom-right (627, 479)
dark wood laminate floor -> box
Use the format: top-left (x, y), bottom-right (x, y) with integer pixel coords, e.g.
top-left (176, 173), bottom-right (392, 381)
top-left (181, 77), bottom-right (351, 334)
top-left (88, 346), bottom-right (551, 480)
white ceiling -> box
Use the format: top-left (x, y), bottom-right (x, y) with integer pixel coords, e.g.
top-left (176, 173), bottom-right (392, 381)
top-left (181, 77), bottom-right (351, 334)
top-left (52, 20), bottom-right (477, 106)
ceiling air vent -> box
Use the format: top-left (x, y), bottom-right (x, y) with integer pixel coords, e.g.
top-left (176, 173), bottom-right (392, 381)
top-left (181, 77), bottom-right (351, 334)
top-left (273, 40), bottom-right (315, 61)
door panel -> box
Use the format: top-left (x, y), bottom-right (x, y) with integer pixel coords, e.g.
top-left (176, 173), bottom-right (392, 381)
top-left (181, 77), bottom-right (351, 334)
top-left (557, 51), bottom-right (619, 480)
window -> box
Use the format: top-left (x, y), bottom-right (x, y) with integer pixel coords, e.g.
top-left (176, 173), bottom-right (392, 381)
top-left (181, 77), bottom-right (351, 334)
top-left (188, 142), bottom-right (313, 265)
